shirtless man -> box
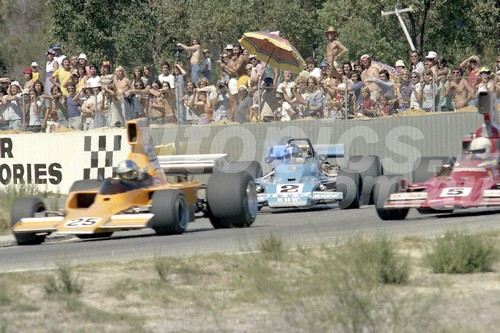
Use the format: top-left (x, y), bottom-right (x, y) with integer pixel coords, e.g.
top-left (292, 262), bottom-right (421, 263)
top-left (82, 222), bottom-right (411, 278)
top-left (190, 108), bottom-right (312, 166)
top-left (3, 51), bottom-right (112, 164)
top-left (109, 66), bottom-right (133, 122)
top-left (325, 27), bottom-right (347, 68)
top-left (221, 45), bottom-right (247, 120)
top-left (449, 67), bottom-right (473, 109)
top-left (360, 54), bottom-right (380, 100)
top-left (177, 37), bottom-right (202, 83)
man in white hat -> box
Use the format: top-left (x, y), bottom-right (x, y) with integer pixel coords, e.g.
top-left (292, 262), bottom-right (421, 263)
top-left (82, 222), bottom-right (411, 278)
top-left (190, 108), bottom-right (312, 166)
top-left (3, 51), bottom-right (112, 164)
top-left (82, 79), bottom-right (105, 130)
top-left (425, 51), bottom-right (439, 79)
top-left (360, 54), bottom-right (380, 100)
top-left (30, 62), bottom-right (40, 82)
top-left (324, 26), bottom-right (347, 68)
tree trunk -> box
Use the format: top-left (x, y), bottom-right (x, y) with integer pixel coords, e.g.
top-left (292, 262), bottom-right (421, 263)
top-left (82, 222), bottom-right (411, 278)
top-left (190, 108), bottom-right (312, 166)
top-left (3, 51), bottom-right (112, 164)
top-left (419, 0), bottom-right (433, 57)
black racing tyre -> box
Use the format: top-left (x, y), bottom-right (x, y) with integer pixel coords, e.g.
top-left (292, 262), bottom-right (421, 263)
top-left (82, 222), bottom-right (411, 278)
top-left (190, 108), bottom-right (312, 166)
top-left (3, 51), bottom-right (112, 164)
top-left (149, 190), bottom-right (189, 235)
top-left (373, 176), bottom-right (409, 220)
top-left (347, 155), bottom-right (383, 205)
top-left (336, 169), bottom-right (361, 210)
top-left (69, 179), bottom-right (103, 193)
top-left (10, 198), bottom-right (47, 245)
top-left (207, 171), bottom-right (258, 228)
top-left (76, 233), bottom-right (113, 239)
top-left (221, 161), bottom-right (263, 179)
top-left (412, 156), bottom-right (450, 184)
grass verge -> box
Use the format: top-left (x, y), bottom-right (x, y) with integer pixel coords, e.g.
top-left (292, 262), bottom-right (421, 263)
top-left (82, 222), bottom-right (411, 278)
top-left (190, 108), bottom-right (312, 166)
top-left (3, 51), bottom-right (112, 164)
top-left (425, 230), bottom-right (498, 274)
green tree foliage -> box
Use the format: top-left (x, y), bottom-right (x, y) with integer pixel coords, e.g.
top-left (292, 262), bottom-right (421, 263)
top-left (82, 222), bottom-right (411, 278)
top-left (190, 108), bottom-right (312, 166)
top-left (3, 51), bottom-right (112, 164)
top-left (0, 0), bottom-right (496, 79)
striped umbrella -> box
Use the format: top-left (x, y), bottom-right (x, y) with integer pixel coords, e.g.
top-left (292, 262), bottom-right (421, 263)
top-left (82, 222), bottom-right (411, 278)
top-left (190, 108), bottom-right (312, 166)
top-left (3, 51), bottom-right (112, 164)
top-left (239, 31), bottom-right (306, 73)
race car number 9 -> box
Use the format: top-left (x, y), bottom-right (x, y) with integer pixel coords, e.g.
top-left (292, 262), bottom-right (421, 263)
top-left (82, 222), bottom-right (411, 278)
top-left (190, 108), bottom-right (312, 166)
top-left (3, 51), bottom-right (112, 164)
top-left (277, 184), bottom-right (303, 193)
top-left (64, 217), bottom-right (101, 227)
top-left (440, 187), bottom-right (472, 197)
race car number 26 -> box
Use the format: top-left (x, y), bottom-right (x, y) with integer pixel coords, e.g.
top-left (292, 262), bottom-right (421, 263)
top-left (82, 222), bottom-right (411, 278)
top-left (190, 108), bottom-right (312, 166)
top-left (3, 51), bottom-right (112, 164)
top-left (64, 217), bottom-right (101, 228)
top-left (440, 187), bottom-right (472, 197)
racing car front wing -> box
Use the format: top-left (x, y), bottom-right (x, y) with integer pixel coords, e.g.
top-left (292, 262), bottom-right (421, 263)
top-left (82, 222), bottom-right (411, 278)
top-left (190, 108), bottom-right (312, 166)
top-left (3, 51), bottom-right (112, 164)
top-left (258, 191), bottom-right (343, 208)
top-left (383, 190), bottom-right (500, 209)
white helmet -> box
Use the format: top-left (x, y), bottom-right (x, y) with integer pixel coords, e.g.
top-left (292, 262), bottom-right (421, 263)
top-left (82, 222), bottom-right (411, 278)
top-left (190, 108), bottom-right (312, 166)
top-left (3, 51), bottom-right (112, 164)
top-left (116, 160), bottom-right (140, 180)
top-left (469, 137), bottom-right (492, 159)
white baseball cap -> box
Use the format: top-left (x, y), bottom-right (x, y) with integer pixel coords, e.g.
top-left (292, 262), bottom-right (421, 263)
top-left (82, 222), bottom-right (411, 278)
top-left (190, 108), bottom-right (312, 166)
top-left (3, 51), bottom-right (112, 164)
top-left (30, 62), bottom-right (39, 67)
top-left (425, 51), bottom-right (437, 59)
top-left (78, 53), bottom-right (88, 61)
top-left (395, 60), bottom-right (405, 68)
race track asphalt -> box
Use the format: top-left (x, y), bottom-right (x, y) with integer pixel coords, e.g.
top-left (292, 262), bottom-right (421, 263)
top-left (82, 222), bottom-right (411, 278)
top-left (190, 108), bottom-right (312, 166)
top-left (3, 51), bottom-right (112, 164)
top-left (1, 205), bottom-right (499, 272)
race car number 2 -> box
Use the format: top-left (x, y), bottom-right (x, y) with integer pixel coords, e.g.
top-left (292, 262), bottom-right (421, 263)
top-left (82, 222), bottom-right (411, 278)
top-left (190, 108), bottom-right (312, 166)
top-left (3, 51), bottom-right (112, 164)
top-left (440, 187), bottom-right (472, 197)
top-left (64, 217), bottom-right (101, 228)
top-left (277, 184), bottom-right (304, 193)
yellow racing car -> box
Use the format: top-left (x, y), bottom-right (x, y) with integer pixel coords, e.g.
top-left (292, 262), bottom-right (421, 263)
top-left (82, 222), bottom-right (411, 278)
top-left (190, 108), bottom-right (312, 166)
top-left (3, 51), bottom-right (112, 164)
top-left (10, 118), bottom-right (258, 245)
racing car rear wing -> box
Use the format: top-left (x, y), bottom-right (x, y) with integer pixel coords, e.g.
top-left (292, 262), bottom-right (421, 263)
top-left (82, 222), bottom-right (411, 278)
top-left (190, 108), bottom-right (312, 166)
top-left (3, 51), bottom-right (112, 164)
top-left (157, 154), bottom-right (228, 174)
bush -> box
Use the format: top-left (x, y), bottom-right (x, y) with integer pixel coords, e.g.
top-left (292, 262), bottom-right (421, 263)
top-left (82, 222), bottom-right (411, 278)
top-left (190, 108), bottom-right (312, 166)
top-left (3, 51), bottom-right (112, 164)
top-left (258, 233), bottom-right (286, 261)
top-left (425, 231), bottom-right (498, 274)
top-left (44, 263), bottom-right (83, 295)
top-left (336, 235), bottom-right (410, 285)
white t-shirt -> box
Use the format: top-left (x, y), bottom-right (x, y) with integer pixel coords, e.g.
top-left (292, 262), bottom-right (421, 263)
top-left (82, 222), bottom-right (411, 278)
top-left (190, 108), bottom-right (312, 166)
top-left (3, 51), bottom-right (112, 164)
top-left (29, 99), bottom-right (44, 125)
top-left (158, 74), bottom-right (175, 89)
top-left (202, 58), bottom-right (212, 72)
top-left (410, 83), bottom-right (421, 109)
top-left (277, 101), bottom-right (292, 121)
top-left (277, 81), bottom-right (296, 99)
top-left (55, 54), bottom-right (66, 66)
top-left (309, 67), bottom-right (322, 79)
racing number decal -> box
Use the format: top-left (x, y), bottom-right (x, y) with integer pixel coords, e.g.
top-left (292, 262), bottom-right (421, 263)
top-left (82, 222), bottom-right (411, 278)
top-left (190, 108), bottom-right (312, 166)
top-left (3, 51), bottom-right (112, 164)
top-left (277, 184), bottom-right (303, 193)
top-left (64, 217), bottom-right (101, 228)
top-left (440, 187), bottom-right (472, 197)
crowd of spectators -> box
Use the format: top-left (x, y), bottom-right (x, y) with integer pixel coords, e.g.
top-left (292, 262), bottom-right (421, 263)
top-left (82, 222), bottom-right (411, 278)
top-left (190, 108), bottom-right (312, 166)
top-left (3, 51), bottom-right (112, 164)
top-left (0, 28), bottom-right (498, 132)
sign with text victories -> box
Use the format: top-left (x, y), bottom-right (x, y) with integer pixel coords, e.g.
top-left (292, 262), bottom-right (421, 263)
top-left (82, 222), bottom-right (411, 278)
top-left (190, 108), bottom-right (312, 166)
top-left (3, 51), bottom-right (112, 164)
top-left (0, 129), bottom-right (128, 193)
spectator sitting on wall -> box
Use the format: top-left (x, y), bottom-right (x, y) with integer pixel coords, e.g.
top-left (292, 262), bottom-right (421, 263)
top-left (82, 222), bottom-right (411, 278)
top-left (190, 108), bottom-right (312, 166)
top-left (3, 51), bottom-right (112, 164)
top-left (397, 69), bottom-right (411, 111)
top-left (274, 92), bottom-right (294, 121)
top-left (234, 85), bottom-right (252, 123)
top-left (415, 69), bottom-right (438, 112)
top-left (357, 86), bottom-right (377, 117)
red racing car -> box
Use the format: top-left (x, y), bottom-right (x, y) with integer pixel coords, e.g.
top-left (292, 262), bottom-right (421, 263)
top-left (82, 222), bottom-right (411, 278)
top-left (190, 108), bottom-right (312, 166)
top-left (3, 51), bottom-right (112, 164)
top-left (374, 92), bottom-right (500, 220)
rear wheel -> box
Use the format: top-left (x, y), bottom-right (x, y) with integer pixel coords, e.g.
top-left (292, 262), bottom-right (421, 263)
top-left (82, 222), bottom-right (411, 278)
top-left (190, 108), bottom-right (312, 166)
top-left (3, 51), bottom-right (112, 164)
top-left (336, 169), bottom-right (361, 210)
top-left (373, 176), bottom-right (409, 220)
top-left (11, 198), bottom-right (47, 245)
top-left (347, 155), bottom-right (383, 205)
top-left (207, 171), bottom-right (257, 228)
top-left (221, 161), bottom-right (263, 179)
top-left (149, 190), bottom-right (189, 235)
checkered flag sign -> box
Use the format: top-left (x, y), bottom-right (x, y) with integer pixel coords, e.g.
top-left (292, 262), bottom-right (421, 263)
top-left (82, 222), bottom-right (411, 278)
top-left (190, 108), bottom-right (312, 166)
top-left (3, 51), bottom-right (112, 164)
top-left (83, 134), bottom-right (122, 180)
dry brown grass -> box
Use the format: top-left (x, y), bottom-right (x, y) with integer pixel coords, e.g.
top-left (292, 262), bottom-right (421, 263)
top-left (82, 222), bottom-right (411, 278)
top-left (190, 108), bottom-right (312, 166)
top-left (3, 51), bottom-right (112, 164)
top-left (0, 232), bottom-right (499, 332)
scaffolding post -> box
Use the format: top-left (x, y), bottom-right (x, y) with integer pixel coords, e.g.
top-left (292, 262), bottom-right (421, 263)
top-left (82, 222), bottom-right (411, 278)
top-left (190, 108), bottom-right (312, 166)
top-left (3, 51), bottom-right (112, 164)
top-left (381, 7), bottom-right (416, 51)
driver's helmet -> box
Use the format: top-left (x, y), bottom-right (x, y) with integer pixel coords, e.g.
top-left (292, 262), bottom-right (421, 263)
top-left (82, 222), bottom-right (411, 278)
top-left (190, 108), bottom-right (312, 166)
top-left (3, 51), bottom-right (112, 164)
top-left (469, 137), bottom-right (492, 159)
top-left (283, 144), bottom-right (301, 160)
top-left (116, 160), bottom-right (140, 180)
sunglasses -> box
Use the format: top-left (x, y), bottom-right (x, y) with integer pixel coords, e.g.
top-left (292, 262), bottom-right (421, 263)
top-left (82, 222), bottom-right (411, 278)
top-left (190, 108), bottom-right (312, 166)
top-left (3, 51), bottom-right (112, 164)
top-left (452, 71), bottom-right (460, 74)
top-left (411, 76), bottom-right (418, 79)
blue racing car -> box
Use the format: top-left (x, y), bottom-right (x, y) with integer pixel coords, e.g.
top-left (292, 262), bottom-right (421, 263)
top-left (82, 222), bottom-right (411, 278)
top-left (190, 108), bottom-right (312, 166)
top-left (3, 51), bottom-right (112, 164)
top-left (256, 138), bottom-right (370, 210)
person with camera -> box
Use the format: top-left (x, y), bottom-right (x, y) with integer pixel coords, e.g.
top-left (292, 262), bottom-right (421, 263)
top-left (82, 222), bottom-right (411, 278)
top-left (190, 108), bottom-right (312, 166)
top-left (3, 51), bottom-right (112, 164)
top-left (213, 80), bottom-right (229, 121)
top-left (176, 37), bottom-right (203, 84)
top-left (4, 81), bottom-right (25, 130)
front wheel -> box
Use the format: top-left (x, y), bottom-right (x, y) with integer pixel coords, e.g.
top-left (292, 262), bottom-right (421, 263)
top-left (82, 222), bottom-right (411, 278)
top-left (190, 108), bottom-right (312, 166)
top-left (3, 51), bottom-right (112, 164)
top-left (11, 198), bottom-right (47, 245)
top-left (207, 171), bottom-right (258, 228)
top-left (336, 169), bottom-right (361, 210)
top-left (373, 176), bottom-right (409, 220)
top-left (149, 190), bottom-right (189, 235)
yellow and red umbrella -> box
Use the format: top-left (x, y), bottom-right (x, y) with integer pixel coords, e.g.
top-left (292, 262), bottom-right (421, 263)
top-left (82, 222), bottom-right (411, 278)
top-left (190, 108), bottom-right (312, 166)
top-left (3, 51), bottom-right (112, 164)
top-left (239, 31), bottom-right (306, 73)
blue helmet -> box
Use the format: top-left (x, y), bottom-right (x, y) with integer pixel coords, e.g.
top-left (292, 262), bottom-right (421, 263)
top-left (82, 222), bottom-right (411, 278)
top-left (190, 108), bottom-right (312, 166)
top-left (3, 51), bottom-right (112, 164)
top-left (283, 144), bottom-right (301, 160)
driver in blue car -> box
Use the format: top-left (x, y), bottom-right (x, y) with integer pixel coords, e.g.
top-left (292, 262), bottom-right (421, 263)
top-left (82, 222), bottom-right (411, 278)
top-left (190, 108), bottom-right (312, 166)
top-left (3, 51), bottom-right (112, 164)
top-left (283, 144), bottom-right (305, 164)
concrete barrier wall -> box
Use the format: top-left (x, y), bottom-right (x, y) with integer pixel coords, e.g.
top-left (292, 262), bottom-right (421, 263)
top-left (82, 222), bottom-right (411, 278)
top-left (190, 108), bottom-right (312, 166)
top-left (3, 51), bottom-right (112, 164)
top-left (150, 112), bottom-right (484, 177)
top-left (0, 112), bottom-right (484, 193)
